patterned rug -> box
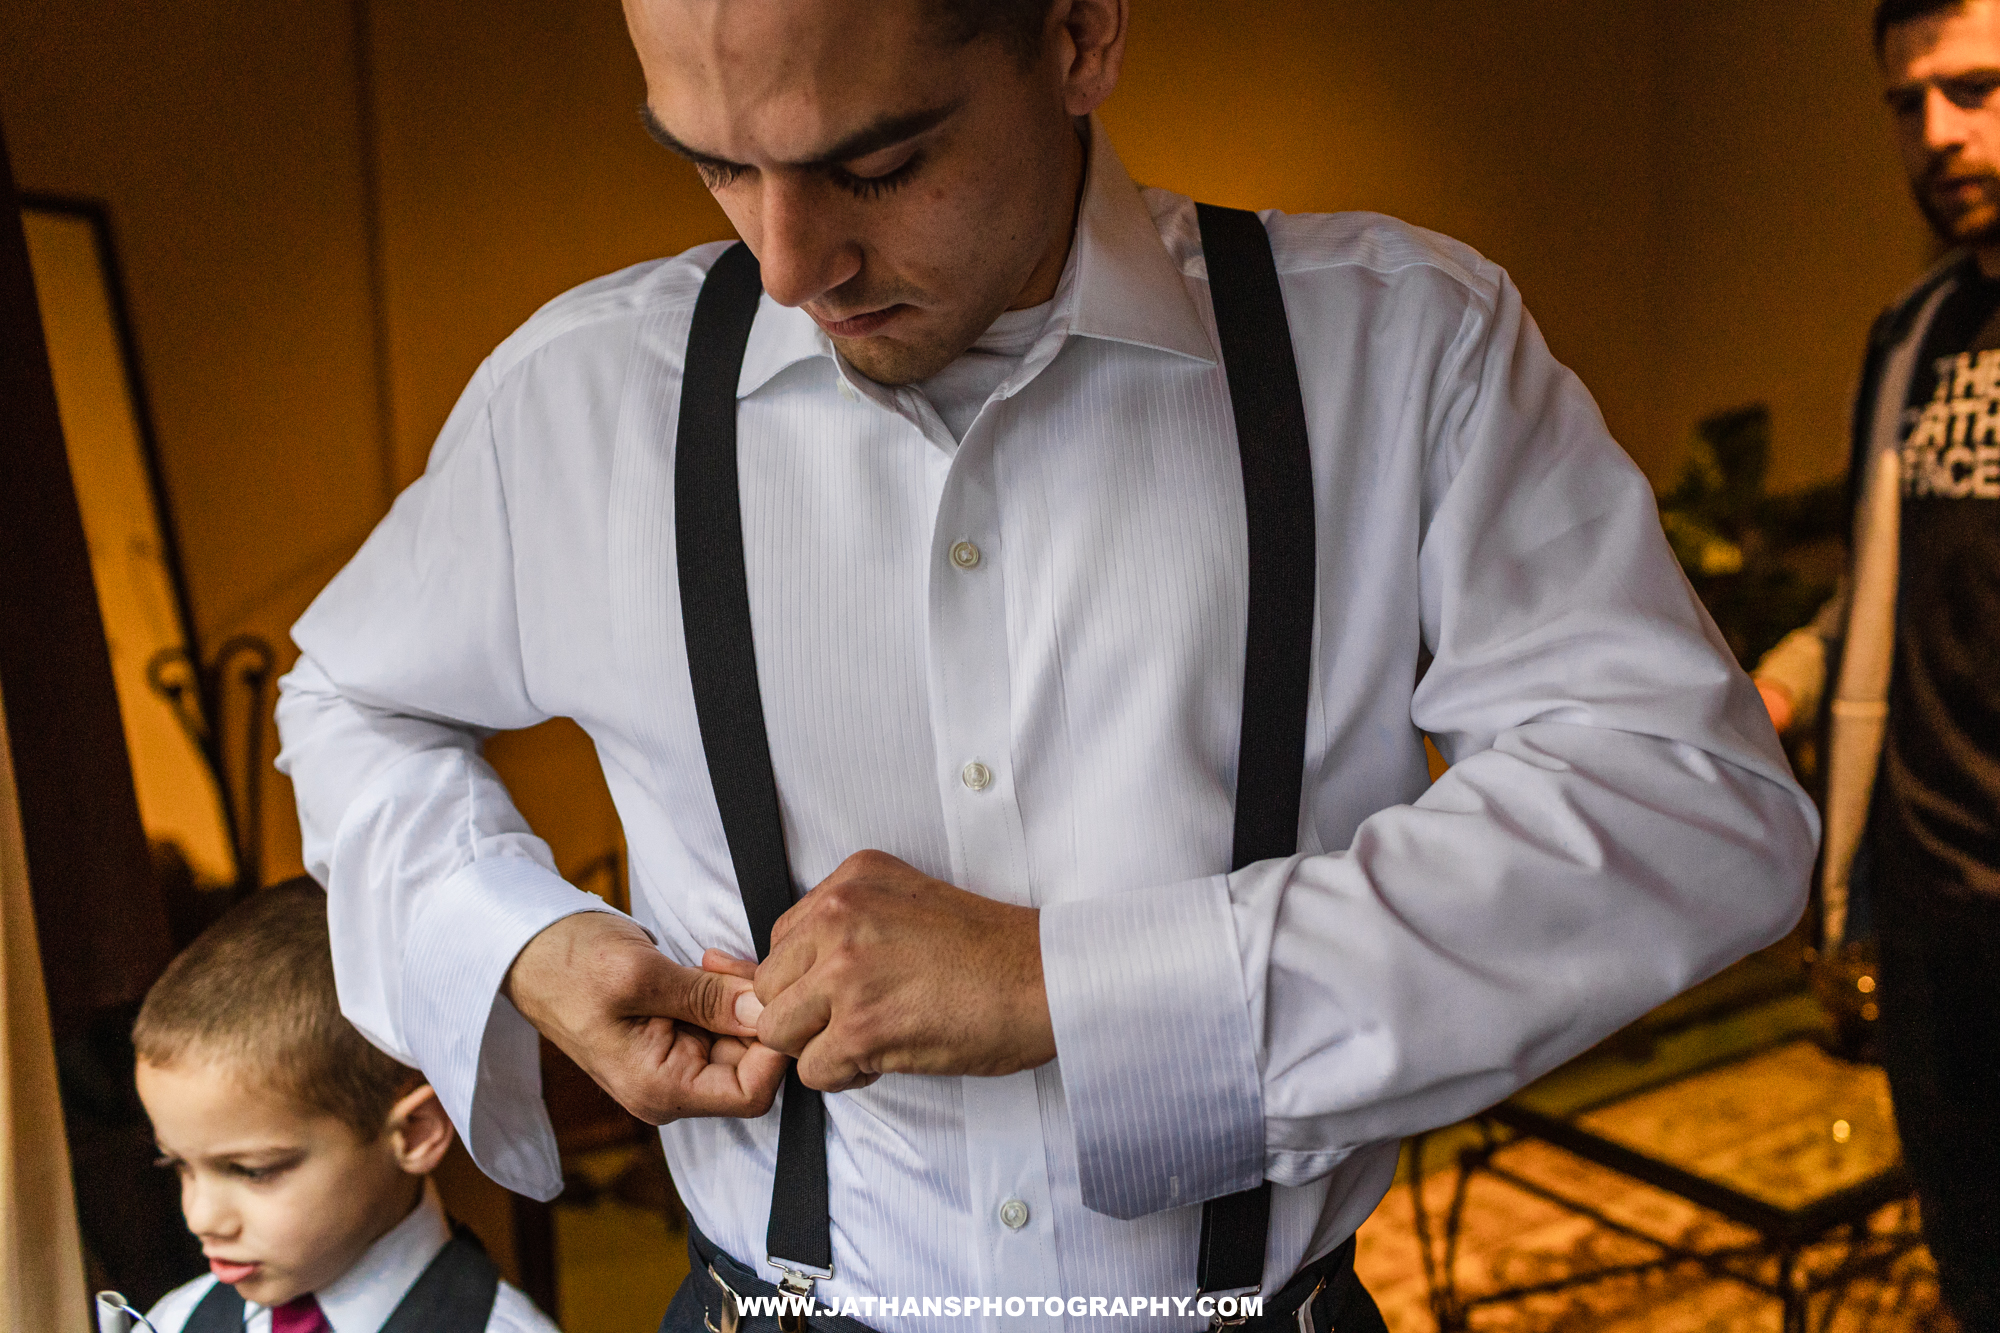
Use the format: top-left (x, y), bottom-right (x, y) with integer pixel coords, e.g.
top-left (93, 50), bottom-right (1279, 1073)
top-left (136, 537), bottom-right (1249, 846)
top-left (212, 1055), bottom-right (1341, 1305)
top-left (1357, 1145), bottom-right (1939, 1332)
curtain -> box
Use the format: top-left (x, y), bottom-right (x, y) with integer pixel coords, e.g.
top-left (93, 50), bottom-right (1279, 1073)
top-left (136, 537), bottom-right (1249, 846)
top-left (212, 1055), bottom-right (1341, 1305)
top-left (0, 673), bottom-right (89, 1329)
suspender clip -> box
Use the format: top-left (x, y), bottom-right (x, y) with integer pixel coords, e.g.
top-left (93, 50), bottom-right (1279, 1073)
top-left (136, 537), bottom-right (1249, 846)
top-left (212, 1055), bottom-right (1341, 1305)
top-left (1292, 1276), bottom-right (1327, 1333)
top-left (1206, 1287), bottom-right (1262, 1331)
top-left (772, 1259), bottom-right (833, 1294)
top-left (704, 1264), bottom-right (743, 1333)
top-left (770, 1256), bottom-right (832, 1331)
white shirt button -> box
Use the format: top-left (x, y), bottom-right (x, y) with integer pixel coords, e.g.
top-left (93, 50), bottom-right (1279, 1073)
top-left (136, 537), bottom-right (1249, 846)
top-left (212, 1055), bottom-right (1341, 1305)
top-left (950, 540), bottom-right (982, 570)
top-left (837, 379), bottom-right (859, 402)
top-left (961, 761), bottom-right (993, 792)
top-left (998, 1199), bottom-right (1030, 1230)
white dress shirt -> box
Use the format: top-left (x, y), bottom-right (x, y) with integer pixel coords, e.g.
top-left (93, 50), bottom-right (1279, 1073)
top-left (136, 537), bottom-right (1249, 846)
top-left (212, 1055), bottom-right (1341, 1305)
top-left (275, 118), bottom-right (1817, 1328)
top-left (144, 1182), bottom-right (556, 1332)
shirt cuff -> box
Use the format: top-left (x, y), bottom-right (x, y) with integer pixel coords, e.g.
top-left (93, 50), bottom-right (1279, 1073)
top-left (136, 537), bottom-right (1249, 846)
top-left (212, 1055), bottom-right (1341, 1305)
top-left (402, 856), bottom-right (622, 1200)
top-left (1040, 875), bottom-right (1266, 1220)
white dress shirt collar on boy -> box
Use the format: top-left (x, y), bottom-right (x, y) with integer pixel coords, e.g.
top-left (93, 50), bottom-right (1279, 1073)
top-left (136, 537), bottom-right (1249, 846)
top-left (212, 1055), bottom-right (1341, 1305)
top-left (143, 1182), bottom-right (556, 1333)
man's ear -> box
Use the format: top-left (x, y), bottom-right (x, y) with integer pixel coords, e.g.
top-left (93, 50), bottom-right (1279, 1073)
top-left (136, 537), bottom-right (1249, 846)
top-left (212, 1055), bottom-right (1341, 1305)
top-left (1053, 0), bottom-right (1128, 118)
top-left (385, 1084), bottom-right (455, 1176)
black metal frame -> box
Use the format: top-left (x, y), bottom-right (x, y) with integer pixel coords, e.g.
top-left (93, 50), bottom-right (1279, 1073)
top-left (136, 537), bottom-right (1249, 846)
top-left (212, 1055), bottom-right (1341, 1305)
top-left (19, 193), bottom-right (274, 891)
top-left (1409, 1042), bottom-right (1924, 1333)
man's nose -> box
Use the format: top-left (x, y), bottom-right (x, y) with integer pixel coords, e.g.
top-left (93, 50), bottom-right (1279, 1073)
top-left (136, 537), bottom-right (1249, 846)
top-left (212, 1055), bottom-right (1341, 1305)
top-left (754, 177), bottom-right (860, 309)
top-left (1924, 85), bottom-right (1974, 154)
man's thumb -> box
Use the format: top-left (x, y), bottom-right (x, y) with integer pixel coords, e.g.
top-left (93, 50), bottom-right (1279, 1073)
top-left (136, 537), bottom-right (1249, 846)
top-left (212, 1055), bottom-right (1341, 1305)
top-left (653, 961), bottom-right (761, 1037)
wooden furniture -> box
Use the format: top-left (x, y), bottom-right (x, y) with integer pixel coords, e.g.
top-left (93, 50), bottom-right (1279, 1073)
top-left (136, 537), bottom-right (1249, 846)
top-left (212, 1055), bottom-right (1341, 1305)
top-left (1411, 992), bottom-right (1920, 1333)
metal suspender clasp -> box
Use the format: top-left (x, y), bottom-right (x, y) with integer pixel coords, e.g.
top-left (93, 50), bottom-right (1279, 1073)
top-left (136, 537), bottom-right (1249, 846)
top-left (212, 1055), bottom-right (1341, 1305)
top-left (770, 1257), bottom-right (833, 1332)
top-left (1206, 1288), bottom-right (1262, 1331)
top-left (704, 1265), bottom-right (744, 1333)
top-left (1292, 1276), bottom-right (1327, 1333)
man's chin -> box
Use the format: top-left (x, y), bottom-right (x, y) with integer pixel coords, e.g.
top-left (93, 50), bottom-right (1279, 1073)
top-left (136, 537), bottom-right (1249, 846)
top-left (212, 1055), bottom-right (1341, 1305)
top-left (1922, 192), bottom-right (2000, 252)
top-left (834, 332), bottom-right (961, 387)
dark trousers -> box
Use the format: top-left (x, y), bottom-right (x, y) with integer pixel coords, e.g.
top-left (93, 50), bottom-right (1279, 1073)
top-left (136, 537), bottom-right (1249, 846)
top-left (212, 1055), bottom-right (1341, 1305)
top-left (659, 1222), bottom-right (1386, 1332)
top-left (1876, 874), bottom-right (2000, 1331)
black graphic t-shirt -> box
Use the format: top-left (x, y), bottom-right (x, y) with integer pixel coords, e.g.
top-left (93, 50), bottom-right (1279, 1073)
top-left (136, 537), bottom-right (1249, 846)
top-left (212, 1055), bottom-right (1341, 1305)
top-left (1882, 263), bottom-right (2000, 898)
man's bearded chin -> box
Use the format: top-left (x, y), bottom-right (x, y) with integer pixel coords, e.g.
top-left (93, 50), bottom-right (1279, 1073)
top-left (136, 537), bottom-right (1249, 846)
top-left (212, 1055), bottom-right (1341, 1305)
top-left (1918, 169), bottom-right (2000, 250)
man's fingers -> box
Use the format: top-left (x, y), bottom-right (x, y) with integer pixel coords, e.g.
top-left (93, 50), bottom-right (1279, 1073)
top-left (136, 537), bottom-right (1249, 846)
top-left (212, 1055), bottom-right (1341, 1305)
top-left (702, 948), bottom-right (757, 981)
top-left (796, 1030), bottom-right (871, 1093)
top-left (757, 976), bottom-right (834, 1058)
top-left (612, 1023), bottom-right (785, 1124)
top-left (729, 1042), bottom-right (791, 1101)
top-left (753, 929), bottom-right (820, 1008)
top-left (637, 955), bottom-right (762, 1038)
top-left (668, 1031), bottom-right (787, 1110)
top-left (765, 891), bottom-right (819, 953)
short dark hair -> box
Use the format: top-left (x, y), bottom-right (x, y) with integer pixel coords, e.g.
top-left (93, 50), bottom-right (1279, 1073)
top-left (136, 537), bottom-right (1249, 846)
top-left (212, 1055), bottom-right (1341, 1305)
top-left (133, 880), bottom-right (421, 1140)
top-left (1876, 0), bottom-right (1968, 53)
top-left (931, 0), bottom-right (1057, 63)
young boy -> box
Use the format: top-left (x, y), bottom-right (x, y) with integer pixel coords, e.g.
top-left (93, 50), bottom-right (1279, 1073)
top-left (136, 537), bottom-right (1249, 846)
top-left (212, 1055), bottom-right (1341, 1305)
top-left (130, 880), bottom-right (560, 1333)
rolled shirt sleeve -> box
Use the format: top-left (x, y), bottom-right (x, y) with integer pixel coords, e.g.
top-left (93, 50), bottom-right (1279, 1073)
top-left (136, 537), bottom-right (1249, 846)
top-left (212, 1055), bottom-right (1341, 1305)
top-left (1041, 256), bottom-right (1819, 1220)
top-left (275, 360), bottom-right (619, 1200)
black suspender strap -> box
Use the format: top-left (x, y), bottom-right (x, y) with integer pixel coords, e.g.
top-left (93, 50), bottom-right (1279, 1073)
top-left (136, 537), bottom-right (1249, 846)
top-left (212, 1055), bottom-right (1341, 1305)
top-left (674, 207), bottom-right (1315, 1304)
top-left (674, 240), bottom-right (833, 1285)
top-left (181, 1226), bottom-right (499, 1333)
top-left (1192, 201), bottom-right (1317, 1298)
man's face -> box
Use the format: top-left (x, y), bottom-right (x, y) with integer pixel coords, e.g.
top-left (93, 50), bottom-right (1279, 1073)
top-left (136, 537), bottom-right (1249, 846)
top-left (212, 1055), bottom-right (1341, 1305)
top-left (137, 1058), bottom-right (423, 1308)
top-left (1885, 0), bottom-right (2000, 251)
top-left (625, 0), bottom-right (1087, 385)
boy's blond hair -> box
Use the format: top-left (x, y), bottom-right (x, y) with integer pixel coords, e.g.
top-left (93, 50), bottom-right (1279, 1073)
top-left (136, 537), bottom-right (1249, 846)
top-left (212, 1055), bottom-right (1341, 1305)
top-left (133, 880), bottom-right (421, 1138)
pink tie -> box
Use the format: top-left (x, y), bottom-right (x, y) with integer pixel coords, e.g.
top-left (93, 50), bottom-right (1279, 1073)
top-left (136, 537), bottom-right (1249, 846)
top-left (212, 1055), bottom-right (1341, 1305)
top-left (270, 1294), bottom-right (330, 1333)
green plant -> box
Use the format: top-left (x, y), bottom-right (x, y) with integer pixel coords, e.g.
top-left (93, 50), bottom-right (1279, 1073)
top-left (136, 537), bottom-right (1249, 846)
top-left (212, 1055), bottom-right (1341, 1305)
top-left (1656, 404), bottom-right (1845, 669)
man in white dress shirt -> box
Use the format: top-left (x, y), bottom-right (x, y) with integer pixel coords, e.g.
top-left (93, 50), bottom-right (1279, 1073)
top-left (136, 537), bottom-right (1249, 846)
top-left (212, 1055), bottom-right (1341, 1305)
top-left (275, 0), bottom-right (1819, 1328)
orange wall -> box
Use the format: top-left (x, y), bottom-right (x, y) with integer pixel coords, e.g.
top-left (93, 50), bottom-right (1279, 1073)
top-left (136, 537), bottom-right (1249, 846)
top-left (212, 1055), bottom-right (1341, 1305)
top-left (363, 1), bottom-right (729, 489)
top-left (1, 0), bottom-right (1939, 888)
top-left (1109, 0), bottom-right (1669, 476)
top-left (2, 0), bottom-right (387, 883)
top-left (1651, 2), bottom-right (1933, 491)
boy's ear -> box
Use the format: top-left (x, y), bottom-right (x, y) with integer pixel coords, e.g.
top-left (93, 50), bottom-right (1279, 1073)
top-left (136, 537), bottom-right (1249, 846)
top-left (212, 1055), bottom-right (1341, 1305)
top-left (386, 1084), bottom-right (455, 1176)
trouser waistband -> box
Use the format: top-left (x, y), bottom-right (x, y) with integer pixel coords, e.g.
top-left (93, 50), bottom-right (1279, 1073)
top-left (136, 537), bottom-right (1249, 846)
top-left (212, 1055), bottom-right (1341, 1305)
top-left (684, 1221), bottom-right (1381, 1333)
top-left (687, 1223), bottom-right (877, 1333)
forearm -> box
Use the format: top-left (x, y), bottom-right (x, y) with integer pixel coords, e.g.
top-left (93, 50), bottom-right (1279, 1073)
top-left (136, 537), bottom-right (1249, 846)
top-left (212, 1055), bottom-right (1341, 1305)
top-left (1044, 721), bottom-right (1812, 1219)
top-left (1241, 721), bottom-right (1812, 1177)
top-left (276, 655), bottom-right (618, 1196)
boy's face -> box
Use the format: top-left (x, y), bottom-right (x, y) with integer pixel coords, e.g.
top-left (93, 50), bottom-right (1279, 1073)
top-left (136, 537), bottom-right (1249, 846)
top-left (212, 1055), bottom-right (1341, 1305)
top-left (136, 1058), bottom-right (438, 1308)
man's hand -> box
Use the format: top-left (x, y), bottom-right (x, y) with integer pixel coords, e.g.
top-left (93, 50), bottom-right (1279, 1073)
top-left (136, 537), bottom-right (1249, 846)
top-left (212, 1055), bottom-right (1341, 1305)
top-left (742, 851), bottom-right (1056, 1092)
top-left (1756, 679), bottom-right (1796, 735)
top-left (505, 913), bottom-right (787, 1124)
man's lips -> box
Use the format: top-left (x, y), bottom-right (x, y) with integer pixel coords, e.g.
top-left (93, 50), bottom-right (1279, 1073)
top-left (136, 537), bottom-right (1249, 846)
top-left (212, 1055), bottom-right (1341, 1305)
top-left (1931, 173), bottom-right (1997, 199)
top-left (813, 304), bottom-right (908, 339)
top-left (208, 1257), bottom-right (259, 1284)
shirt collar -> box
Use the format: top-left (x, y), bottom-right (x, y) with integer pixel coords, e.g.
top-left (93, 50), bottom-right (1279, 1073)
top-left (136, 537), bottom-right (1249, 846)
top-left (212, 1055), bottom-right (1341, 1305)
top-left (259, 1179), bottom-right (451, 1332)
top-left (734, 115), bottom-right (1215, 399)
top-left (1062, 116), bottom-right (1215, 363)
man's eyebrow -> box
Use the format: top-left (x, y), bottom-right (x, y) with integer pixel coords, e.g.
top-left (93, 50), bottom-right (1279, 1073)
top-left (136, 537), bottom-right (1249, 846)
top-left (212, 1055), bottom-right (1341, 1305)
top-left (640, 100), bottom-right (964, 171)
top-left (1887, 67), bottom-right (2000, 94)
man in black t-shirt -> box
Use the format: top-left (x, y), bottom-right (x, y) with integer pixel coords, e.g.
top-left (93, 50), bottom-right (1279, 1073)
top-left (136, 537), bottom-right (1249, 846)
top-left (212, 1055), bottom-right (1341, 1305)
top-left (1753, 2), bottom-right (2000, 1325)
